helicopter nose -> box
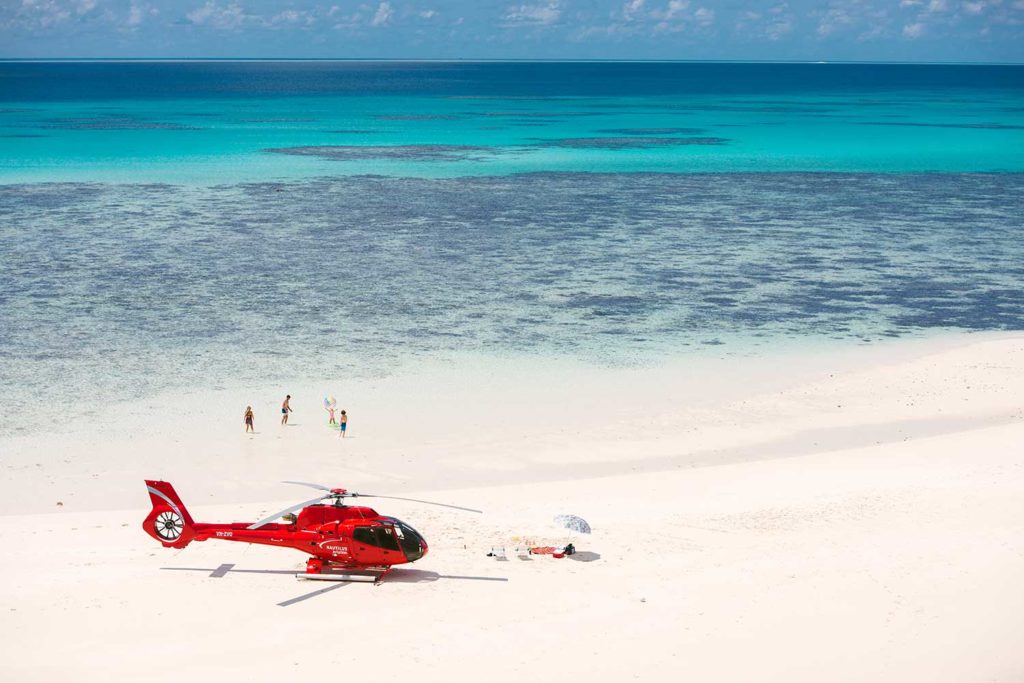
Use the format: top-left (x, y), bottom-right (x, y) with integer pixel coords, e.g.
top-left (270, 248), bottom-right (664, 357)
top-left (404, 528), bottom-right (427, 561)
top-left (393, 519), bottom-right (428, 562)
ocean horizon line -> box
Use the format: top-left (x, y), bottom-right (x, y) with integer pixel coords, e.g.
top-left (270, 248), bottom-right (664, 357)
top-left (2, 57), bottom-right (1023, 66)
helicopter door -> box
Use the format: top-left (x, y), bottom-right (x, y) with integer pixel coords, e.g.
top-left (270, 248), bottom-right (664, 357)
top-left (351, 524), bottom-right (404, 565)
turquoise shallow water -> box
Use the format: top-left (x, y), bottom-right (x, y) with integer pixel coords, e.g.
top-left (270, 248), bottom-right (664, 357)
top-left (1, 62), bottom-right (1023, 436)
top-left (2, 91), bottom-right (1023, 182)
top-left (1, 62), bottom-right (1023, 182)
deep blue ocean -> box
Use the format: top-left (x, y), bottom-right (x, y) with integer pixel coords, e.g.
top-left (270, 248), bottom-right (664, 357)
top-left (1, 62), bottom-right (1022, 435)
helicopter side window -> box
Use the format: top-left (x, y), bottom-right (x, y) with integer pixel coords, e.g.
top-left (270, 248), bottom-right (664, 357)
top-left (375, 526), bottom-right (401, 551)
top-left (353, 527), bottom-right (376, 546)
top-left (352, 525), bottom-right (401, 551)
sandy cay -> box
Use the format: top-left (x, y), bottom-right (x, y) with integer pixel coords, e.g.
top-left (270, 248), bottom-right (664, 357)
top-left (1, 332), bottom-right (1023, 682)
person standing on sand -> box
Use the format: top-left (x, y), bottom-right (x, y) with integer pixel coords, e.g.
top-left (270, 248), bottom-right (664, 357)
top-left (339, 410), bottom-right (348, 437)
top-left (243, 406), bottom-right (255, 433)
top-left (281, 395), bottom-right (293, 425)
top-left (326, 405), bottom-right (336, 426)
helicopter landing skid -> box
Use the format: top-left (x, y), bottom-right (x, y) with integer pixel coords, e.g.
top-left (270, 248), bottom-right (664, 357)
top-left (296, 565), bottom-right (392, 584)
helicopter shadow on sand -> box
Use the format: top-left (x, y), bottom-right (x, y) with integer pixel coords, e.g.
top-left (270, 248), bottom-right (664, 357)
top-left (160, 564), bottom-right (509, 607)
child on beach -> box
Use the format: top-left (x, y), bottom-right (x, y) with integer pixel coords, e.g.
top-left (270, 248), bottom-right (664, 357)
top-left (339, 410), bottom-right (347, 437)
top-left (326, 405), bottom-right (336, 425)
top-left (281, 395), bottom-right (292, 425)
top-left (243, 406), bottom-right (254, 433)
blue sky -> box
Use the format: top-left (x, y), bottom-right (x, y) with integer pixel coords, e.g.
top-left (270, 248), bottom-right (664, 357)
top-left (2, 0), bottom-right (1022, 61)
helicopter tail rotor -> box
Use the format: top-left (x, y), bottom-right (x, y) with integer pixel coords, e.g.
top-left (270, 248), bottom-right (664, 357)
top-left (143, 480), bottom-right (197, 549)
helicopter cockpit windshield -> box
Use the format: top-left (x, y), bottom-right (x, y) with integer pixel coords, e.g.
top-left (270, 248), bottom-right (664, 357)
top-left (380, 517), bottom-right (427, 562)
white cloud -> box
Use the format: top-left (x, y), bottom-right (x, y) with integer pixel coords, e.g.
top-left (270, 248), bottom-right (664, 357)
top-left (902, 21), bottom-right (925, 37)
top-left (419, 9), bottom-right (438, 19)
top-left (502, 1), bottom-right (561, 26)
top-left (766, 18), bottom-right (793, 39)
top-left (330, 5), bottom-right (367, 29)
top-left (186, 2), bottom-right (213, 24)
top-left (75, 0), bottom-right (96, 14)
top-left (651, 0), bottom-right (692, 27)
top-left (21, 0), bottom-right (72, 28)
top-left (665, 0), bottom-right (688, 20)
top-left (734, 4), bottom-right (792, 41)
top-left (926, 0), bottom-right (948, 11)
top-left (266, 9), bottom-right (315, 26)
top-left (186, 1), bottom-right (245, 29)
top-left (816, 7), bottom-right (854, 37)
top-left (650, 0), bottom-right (689, 21)
top-left (963, 0), bottom-right (985, 12)
top-left (622, 0), bottom-right (645, 20)
top-left (855, 5), bottom-right (892, 40)
top-left (766, 4), bottom-right (793, 40)
top-left (694, 6), bottom-right (714, 26)
top-left (812, 2), bottom-right (894, 40)
top-left (858, 22), bottom-right (887, 40)
top-left (371, 1), bottom-right (392, 27)
top-left (127, 3), bottom-right (143, 26)
top-left (570, 24), bottom-right (607, 40)
top-left (899, 0), bottom-right (922, 6)
top-left (644, 0), bottom-right (714, 31)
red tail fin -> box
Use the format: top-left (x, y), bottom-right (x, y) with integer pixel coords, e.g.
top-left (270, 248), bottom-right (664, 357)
top-left (143, 480), bottom-right (196, 549)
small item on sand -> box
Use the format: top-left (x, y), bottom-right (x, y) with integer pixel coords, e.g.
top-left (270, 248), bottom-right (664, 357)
top-left (554, 514), bottom-right (591, 534)
top-left (528, 543), bottom-right (576, 557)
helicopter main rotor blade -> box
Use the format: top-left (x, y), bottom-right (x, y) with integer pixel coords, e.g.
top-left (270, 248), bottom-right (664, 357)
top-left (281, 480), bottom-right (333, 492)
top-left (353, 493), bottom-right (482, 514)
top-left (247, 495), bottom-right (329, 530)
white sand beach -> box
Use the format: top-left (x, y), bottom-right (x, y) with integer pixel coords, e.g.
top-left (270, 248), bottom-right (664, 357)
top-left (1, 332), bottom-right (1023, 682)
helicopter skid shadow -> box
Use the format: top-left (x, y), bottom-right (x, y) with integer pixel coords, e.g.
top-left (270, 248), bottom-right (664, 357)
top-left (161, 565), bottom-right (354, 607)
top-left (161, 566), bottom-right (507, 583)
top-left (161, 565), bottom-right (296, 577)
top-left (385, 568), bottom-right (510, 584)
top-left (160, 565), bottom-right (508, 607)
top-left (278, 581), bottom-right (350, 607)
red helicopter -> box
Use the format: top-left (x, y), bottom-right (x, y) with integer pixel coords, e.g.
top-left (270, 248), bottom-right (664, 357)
top-left (143, 480), bottom-right (481, 582)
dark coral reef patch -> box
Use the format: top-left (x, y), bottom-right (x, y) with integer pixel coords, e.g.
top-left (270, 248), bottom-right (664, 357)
top-left (264, 144), bottom-right (499, 161)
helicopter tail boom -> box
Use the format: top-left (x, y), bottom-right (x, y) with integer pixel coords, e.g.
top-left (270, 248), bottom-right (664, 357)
top-left (143, 480), bottom-right (197, 549)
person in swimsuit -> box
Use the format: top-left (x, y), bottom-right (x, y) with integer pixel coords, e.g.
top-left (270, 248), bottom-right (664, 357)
top-left (339, 410), bottom-right (347, 437)
top-left (243, 406), bottom-right (255, 433)
top-left (281, 395), bottom-right (292, 425)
